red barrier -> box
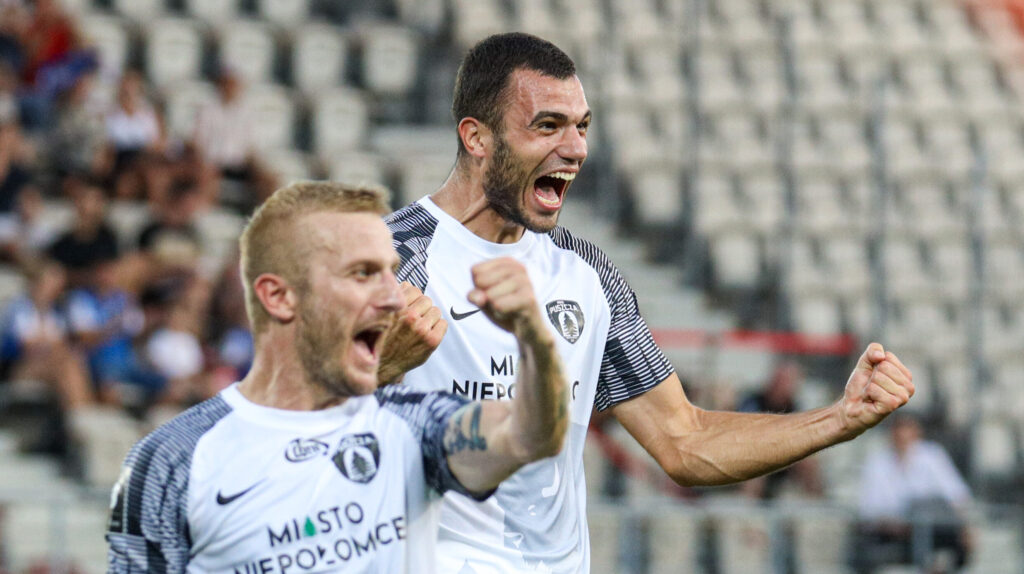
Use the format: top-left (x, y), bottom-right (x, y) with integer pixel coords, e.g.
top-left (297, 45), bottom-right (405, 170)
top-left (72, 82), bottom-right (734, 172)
top-left (650, 328), bottom-right (857, 356)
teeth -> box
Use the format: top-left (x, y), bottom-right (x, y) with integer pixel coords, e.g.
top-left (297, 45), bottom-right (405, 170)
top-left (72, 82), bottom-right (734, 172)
top-left (547, 172), bottom-right (576, 181)
top-left (537, 194), bottom-right (561, 207)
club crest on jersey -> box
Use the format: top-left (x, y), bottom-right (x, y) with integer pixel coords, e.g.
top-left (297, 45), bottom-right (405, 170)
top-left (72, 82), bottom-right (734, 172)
top-left (332, 433), bottom-right (380, 483)
top-left (546, 300), bottom-right (585, 344)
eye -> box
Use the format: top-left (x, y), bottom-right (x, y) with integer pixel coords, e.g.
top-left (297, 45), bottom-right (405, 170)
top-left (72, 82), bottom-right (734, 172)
top-left (577, 121), bottom-right (590, 135)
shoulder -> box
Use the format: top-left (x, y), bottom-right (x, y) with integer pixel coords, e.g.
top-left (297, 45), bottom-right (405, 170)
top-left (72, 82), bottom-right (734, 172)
top-left (546, 225), bottom-right (636, 305)
top-left (385, 202), bottom-right (439, 239)
top-left (125, 395), bottom-right (234, 482)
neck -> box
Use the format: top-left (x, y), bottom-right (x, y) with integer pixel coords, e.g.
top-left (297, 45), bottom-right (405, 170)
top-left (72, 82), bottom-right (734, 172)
top-left (432, 163), bottom-right (525, 244)
top-left (238, 331), bottom-right (347, 411)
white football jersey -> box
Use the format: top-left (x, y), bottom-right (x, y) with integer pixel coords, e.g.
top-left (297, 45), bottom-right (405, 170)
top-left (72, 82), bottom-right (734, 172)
top-left (107, 384), bottom-right (486, 572)
top-left (387, 198), bottom-right (673, 573)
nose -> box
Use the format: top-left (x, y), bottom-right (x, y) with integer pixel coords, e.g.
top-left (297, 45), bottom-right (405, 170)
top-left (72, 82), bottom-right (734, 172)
top-left (559, 125), bottom-right (588, 164)
top-left (378, 270), bottom-right (403, 312)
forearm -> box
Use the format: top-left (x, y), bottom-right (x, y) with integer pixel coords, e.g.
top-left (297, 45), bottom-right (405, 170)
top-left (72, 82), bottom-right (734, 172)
top-left (506, 318), bottom-right (569, 462)
top-left (662, 404), bottom-right (850, 486)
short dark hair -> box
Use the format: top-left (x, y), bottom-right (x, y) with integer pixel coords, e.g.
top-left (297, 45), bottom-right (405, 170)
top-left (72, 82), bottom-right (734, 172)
top-left (452, 33), bottom-right (576, 156)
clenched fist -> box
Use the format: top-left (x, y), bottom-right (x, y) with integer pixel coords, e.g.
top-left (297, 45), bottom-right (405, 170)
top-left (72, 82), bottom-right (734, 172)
top-left (377, 282), bottom-right (447, 384)
top-left (840, 342), bottom-right (915, 436)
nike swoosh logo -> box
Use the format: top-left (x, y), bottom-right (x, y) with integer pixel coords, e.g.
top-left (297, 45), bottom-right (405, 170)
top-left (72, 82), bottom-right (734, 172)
top-left (216, 480), bottom-right (264, 505)
top-left (450, 306), bottom-right (481, 321)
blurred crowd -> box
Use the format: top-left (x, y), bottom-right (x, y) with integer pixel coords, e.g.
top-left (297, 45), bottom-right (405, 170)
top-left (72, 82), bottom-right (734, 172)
top-left (0, 0), bottom-right (267, 441)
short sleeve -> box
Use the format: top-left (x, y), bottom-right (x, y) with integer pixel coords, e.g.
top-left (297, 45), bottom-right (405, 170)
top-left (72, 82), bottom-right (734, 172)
top-left (106, 434), bottom-right (192, 572)
top-left (548, 227), bottom-right (674, 410)
top-left (375, 386), bottom-right (495, 500)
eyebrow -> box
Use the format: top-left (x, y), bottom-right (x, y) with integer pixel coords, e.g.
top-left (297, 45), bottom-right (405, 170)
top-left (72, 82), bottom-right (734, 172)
top-left (530, 110), bottom-right (592, 126)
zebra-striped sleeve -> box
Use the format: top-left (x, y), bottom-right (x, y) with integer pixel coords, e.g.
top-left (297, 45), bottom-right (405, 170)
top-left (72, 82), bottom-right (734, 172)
top-left (106, 396), bottom-right (232, 571)
top-left (385, 203), bottom-right (439, 291)
top-left (549, 227), bottom-right (674, 411)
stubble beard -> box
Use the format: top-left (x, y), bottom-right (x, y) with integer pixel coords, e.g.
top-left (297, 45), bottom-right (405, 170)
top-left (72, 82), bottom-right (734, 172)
top-left (295, 296), bottom-right (355, 398)
top-left (483, 134), bottom-right (559, 234)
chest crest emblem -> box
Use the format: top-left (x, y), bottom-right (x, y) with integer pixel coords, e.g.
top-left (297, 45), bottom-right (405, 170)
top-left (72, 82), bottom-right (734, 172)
top-left (332, 433), bottom-right (381, 484)
top-left (546, 299), bottom-right (585, 344)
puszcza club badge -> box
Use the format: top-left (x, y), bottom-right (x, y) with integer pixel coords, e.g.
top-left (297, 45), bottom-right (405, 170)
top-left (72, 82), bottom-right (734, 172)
top-left (333, 433), bottom-right (381, 483)
top-left (546, 300), bottom-right (585, 344)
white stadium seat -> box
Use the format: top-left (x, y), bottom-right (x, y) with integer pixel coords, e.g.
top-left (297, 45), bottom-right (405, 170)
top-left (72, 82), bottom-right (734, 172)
top-left (312, 88), bottom-right (369, 157)
top-left (329, 152), bottom-right (390, 189)
top-left (113, 0), bottom-right (165, 22)
top-left (79, 15), bottom-right (130, 80)
top-left (291, 24), bottom-right (347, 95)
top-left (145, 18), bottom-right (204, 88)
top-left (359, 24), bottom-right (420, 97)
top-left (260, 149), bottom-right (313, 185)
top-left (243, 84), bottom-right (296, 151)
top-left (396, 154), bottom-right (452, 204)
top-left (185, 0), bottom-right (241, 25)
top-left (257, 0), bottom-right (310, 29)
top-left (163, 80), bottom-right (217, 140)
top-left (217, 20), bottom-right (277, 85)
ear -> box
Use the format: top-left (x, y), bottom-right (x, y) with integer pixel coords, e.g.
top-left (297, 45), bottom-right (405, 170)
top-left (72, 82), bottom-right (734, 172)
top-left (253, 273), bottom-right (298, 324)
top-left (457, 117), bottom-right (492, 159)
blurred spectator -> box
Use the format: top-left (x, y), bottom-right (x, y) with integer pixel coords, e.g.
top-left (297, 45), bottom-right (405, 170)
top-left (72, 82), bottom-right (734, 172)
top-left (206, 250), bottom-right (252, 390)
top-left (46, 182), bottom-right (119, 288)
top-left (21, 0), bottom-right (78, 86)
top-left (136, 180), bottom-right (202, 285)
top-left (64, 249), bottom-right (148, 407)
top-left (854, 413), bottom-right (974, 573)
top-left (737, 361), bottom-right (825, 499)
top-left (190, 67), bottom-right (276, 210)
top-left (0, 260), bottom-right (92, 410)
top-left (51, 69), bottom-right (108, 181)
top-left (0, 3), bottom-right (26, 74)
top-left (0, 183), bottom-right (60, 263)
top-left (105, 70), bottom-right (171, 203)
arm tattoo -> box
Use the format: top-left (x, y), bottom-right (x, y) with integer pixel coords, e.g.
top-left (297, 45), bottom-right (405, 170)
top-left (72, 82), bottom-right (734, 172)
top-left (444, 403), bottom-right (487, 455)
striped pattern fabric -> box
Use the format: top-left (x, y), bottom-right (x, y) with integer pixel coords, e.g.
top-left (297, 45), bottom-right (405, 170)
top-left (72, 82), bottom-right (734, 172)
top-left (548, 226), bottom-right (674, 411)
top-left (375, 385), bottom-right (494, 501)
top-left (385, 203), bottom-right (439, 291)
top-left (107, 395), bottom-right (233, 571)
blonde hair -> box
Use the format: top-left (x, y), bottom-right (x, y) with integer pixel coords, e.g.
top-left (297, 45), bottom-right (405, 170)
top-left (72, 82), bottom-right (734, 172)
top-left (239, 180), bottom-right (391, 333)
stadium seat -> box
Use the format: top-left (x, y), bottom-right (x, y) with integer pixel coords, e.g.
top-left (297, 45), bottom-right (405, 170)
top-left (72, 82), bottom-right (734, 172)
top-left (792, 295), bottom-right (843, 335)
top-left (311, 88), bottom-right (369, 157)
top-left (451, 0), bottom-right (508, 49)
top-left (588, 504), bottom-right (622, 574)
top-left (329, 152), bottom-right (390, 190)
top-left (243, 84), bottom-right (296, 152)
top-left (630, 165), bottom-right (684, 225)
top-left (648, 511), bottom-right (700, 574)
top-left (791, 511), bottom-right (853, 574)
top-left (79, 15), bottom-right (130, 81)
top-left (710, 503), bottom-right (773, 574)
top-left (358, 24), bottom-right (420, 97)
top-left (113, 0), bottom-right (165, 22)
top-left (291, 24), bottom-right (347, 95)
top-left (144, 18), bottom-right (204, 88)
top-left (257, 0), bottom-right (310, 29)
top-left (395, 154), bottom-right (453, 204)
top-left (184, 0), bottom-right (241, 25)
top-left (56, 0), bottom-right (93, 14)
top-left (216, 20), bottom-right (277, 85)
top-left (393, 0), bottom-right (447, 35)
top-left (709, 230), bottom-right (762, 290)
top-left (260, 149), bottom-right (313, 186)
top-left (162, 80), bottom-right (217, 140)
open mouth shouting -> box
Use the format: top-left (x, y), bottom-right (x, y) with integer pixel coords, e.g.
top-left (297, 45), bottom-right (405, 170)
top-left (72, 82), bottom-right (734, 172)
top-left (533, 170), bottom-right (576, 211)
top-left (352, 324), bottom-right (389, 367)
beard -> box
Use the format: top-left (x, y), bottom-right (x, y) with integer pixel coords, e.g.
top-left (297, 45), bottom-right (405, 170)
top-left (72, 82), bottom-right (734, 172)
top-left (295, 294), bottom-right (353, 398)
top-left (483, 134), bottom-right (558, 233)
